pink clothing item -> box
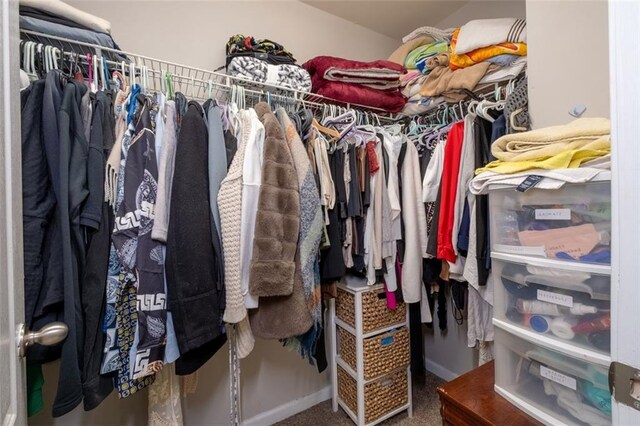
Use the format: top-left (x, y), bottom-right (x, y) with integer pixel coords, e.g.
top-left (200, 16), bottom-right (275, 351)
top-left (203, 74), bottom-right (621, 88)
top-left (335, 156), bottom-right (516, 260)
top-left (384, 282), bottom-right (397, 310)
top-left (436, 122), bottom-right (465, 262)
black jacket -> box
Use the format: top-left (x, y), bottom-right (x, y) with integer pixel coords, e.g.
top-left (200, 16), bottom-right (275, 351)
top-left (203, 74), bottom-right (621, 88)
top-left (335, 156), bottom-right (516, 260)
top-left (166, 102), bottom-right (226, 375)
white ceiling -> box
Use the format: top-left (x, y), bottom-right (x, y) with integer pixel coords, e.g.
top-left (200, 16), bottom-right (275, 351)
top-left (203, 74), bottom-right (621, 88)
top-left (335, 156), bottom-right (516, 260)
top-left (301, 0), bottom-right (526, 41)
top-left (301, 1), bottom-right (469, 40)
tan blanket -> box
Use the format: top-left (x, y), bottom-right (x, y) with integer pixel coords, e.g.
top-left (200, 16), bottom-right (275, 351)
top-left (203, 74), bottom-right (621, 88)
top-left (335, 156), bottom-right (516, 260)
top-left (420, 61), bottom-right (493, 100)
top-left (491, 117), bottom-right (611, 162)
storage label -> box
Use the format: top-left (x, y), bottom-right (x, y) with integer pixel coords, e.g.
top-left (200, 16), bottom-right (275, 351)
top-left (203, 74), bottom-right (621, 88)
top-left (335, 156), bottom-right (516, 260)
top-left (537, 289), bottom-right (574, 308)
top-left (535, 208), bottom-right (571, 220)
top-left (494, 244), bottom-right (546, 257)
top-left (540, 365), bottom-right (577, 390)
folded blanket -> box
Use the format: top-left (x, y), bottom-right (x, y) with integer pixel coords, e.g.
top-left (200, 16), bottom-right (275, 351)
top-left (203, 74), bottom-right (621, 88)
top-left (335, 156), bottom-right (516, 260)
top-left (420, 60), bottom-right (493, 99)
top-left (469, 168), bottom-right (605, 194)
top-left (389, 36), bottom-right (434, 66)
top-left (450, 28), bottom-right (527, 70)
top-left (454, 18), bottom-right (527, 55)
top-left (303, 56), bottom-right (405, 89)
top-left (490, 118), bottom-right (611, 162)
top-left (310, 78), bottom-right (406, 113)
top-left (403, 26), bottom-right (455, 44)
top-left (227, 56), bottom-right (311, 92)
top-left (476, 143), bottom-right (611, 175)
top-left (486, 54), bottom-right (520, 66)
top-left (405, 41), bottom-right (449, 70)
top-left (20, 0), bottom-right (111, 33)
top-left (479, 57), bottom-right (527, 84)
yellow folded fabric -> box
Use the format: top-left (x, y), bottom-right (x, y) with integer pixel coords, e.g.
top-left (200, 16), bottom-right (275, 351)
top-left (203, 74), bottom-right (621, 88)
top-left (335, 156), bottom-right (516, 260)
top-left (491, 117), bottom-right (611, 162)
top-left (449, 28), bottom-right (527, 70)
top-left (476, 147), bottom-right (611, 175)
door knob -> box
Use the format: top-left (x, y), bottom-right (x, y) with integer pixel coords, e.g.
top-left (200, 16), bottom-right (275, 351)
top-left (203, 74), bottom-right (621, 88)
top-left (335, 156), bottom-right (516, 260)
top-left (17, 322), bottom-right (68, 358)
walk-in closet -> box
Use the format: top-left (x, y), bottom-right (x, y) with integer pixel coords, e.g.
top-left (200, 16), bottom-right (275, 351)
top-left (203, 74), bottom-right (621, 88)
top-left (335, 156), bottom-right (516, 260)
top-left (1, 1), bottom-right (638, 425)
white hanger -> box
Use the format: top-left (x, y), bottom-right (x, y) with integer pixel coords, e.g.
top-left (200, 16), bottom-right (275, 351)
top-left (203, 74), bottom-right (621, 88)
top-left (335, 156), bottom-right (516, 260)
top-left (129, 61), bottom-right (136, 87)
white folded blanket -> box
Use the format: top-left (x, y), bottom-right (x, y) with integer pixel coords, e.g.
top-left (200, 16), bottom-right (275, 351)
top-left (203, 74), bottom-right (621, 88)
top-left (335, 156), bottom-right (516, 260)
top-left (227, 56), bottom-right (312, 92)
top-left (455, 18), bottom-right (526, 55)
top-left (20, 0), bottom-right (111, 34)
top-left (469, 168), bottom-right (608, 195)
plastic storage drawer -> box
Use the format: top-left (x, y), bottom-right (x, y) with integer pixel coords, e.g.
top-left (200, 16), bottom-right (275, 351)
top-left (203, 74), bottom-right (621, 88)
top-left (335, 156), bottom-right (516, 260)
top-left (489, 179), bottom-right (611, 265)
top-left (492, 253), bottom-right (611, 357)
top-left (494, 326), bottom-right (611, 426)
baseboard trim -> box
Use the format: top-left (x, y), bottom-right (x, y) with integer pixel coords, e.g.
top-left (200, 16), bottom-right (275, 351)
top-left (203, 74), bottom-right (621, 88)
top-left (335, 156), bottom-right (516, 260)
top-left (243, 385), bottom-right (331, 425)
top-left (424, 358), bottom-right (460, 382)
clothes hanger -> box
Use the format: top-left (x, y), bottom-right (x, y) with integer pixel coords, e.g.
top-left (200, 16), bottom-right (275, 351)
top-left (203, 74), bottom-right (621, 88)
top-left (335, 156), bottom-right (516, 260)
top-left (510, 107), bottom-right (527, 132)
top-left (313, 117), bottom-right (340, 139)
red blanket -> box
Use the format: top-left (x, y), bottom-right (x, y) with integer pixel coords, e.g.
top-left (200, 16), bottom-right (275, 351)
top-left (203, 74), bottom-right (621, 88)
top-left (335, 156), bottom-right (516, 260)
top-left (303, 56), bottom-right (407, 112)
top-left (303, 56), bottom-right (405, 80)
top-left (310, 78), bottom-right (407, 113)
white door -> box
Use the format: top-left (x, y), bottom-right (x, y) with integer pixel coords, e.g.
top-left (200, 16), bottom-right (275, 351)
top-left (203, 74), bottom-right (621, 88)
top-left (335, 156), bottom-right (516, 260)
top-left (609, 0), bottom-right (640, 424)
top-left (0, 0), bottom-right (27, 425)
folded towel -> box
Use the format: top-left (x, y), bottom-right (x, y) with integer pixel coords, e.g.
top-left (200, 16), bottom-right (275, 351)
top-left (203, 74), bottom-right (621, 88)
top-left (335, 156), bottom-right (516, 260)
top-left (303, 56), bottom-right (405, 89)
top-left (310, 78), bottom-right (406, 113)
top-left (476, 145), bottom-right (611, 175)
top-left (450, 28), bottom-right (527, 70)
top-left (403, 26), bottom-right (455, 44)
top-left (227, 56), bottom-right (311, 92)
top-left (404, 41), bottom-right (449, 70)
top-left (454, 18), bottom-right (527, 55)
top-left (491, 118), bottom-right (611, 162)
top-left (388, 36), bottom-right (434, 66)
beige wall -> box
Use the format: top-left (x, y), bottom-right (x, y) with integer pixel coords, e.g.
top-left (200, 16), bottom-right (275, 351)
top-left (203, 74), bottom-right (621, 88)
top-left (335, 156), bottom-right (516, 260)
top-left (28, 1), bottom-right (400, 424)
top-left (436, 0), bottom-right (526, 28)
top-left (30, 340), bottom-right (330, 425)
top-left (526, 0), bottom-right (610, 128)
top-left (66, 0), bottom-right (400, 69)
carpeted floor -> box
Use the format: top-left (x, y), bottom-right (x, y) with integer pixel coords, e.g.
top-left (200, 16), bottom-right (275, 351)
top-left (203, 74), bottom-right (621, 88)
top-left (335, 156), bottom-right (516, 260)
top-left (276, 371), bottom-right (446, 425)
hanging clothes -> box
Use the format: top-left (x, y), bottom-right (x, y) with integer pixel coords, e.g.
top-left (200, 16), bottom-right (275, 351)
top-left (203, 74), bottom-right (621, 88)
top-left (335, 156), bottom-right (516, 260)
top-left (166, 101), bottom-right (226, 376)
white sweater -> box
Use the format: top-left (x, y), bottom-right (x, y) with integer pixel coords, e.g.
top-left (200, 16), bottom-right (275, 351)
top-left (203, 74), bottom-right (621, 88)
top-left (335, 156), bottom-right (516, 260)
top-left (400, 142), bottom-right (428, 303)
top-left (239, 109), bottom-right (265, 309)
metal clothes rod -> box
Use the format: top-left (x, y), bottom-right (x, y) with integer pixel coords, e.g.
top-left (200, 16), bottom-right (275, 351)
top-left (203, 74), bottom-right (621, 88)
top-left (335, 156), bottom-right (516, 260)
top-left (20, 29), bottom-right (399, 119)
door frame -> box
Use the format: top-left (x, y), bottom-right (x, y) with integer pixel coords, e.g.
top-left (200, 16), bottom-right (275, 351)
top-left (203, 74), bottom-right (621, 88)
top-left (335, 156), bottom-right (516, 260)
top-left (609, 0), bottom-right (640, 423)
top-left (0, 0), bottom-right (26, 425)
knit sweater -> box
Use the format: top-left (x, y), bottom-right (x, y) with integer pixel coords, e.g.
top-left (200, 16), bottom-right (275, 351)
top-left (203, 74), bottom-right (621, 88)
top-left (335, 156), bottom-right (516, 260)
top-left (249, 102), bottom-right (300, 297)
top-left (218, 109), bottom-right (255, 359)
top-left (276, 108), bottom-right (323, 324)
top-left (219, 110), bottom-right (253, 324)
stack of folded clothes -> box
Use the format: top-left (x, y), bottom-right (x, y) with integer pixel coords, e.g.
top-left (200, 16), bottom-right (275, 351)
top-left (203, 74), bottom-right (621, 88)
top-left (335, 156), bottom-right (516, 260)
top-left (302, 56), bottom-right (406, 113)
top-left (389, 19), bottom-right (528, 115)
top-left (19, 0), bottom-right (126, 62)
top-left (225, 34), bottom-right (312, 92)
top-left (475, 117), bottom-right (612, 175)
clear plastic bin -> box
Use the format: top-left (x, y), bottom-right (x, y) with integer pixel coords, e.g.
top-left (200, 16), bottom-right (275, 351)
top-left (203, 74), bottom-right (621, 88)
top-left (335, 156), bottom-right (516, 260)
top-left (489, 180), bottom-right (611, 265)
top-left (494, 327), bottom-right (612, 426)
top-left (492, 254), bottom-right (611, 357)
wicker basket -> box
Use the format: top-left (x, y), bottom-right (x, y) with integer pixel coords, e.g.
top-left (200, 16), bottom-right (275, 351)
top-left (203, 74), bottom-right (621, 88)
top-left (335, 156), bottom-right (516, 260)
top-left (337, 366), bottom-right (408, 424)
top-left (338, 326), bottom-right (410, 380)
top-left (336, 287), bottom-right (406, 333)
